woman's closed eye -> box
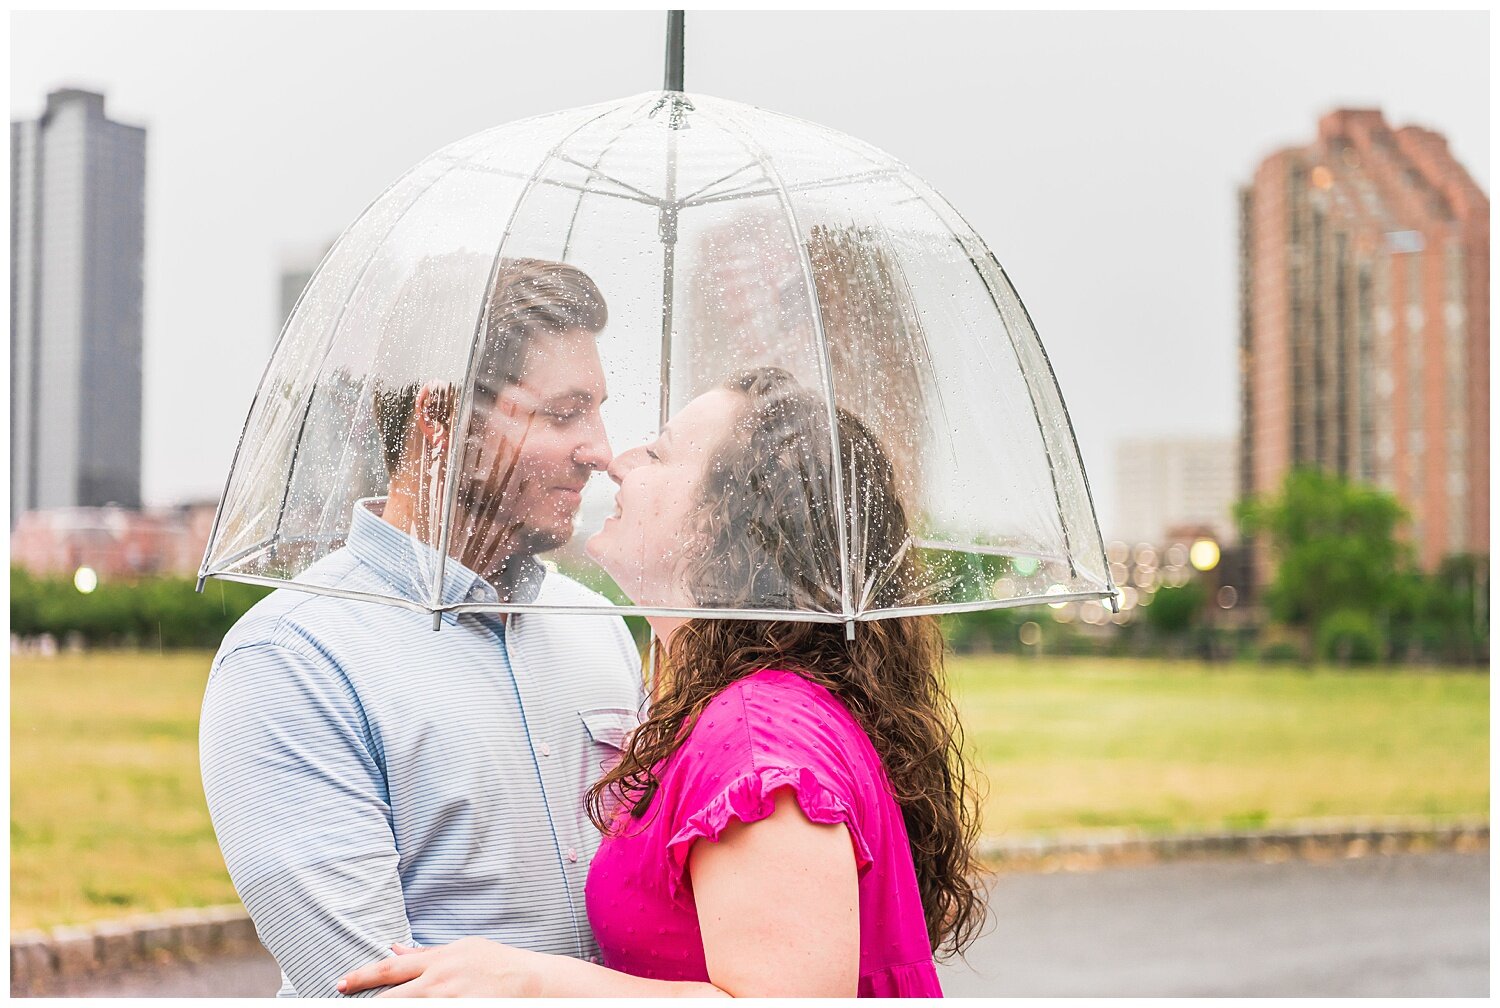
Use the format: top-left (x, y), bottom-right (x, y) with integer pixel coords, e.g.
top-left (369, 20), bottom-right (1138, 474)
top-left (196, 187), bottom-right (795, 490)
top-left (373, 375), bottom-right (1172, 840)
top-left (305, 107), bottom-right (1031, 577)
top-left (645, 447), bottom-right (662, 462)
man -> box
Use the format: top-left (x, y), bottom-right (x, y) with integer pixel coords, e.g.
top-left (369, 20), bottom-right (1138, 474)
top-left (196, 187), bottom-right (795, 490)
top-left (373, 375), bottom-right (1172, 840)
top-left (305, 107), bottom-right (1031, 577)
top-left (200, 258), bottom-right (643, 998)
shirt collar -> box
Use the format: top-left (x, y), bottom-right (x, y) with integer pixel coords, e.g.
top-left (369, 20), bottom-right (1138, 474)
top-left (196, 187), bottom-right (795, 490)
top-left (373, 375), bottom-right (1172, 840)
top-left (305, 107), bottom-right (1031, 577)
top-left (344, 498), bottom-right (544, 612)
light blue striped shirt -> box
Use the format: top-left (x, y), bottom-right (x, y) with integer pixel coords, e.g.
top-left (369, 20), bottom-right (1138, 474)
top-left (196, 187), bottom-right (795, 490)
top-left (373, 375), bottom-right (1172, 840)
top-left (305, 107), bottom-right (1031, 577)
top-left (200, 500), bottom-right (643, 997)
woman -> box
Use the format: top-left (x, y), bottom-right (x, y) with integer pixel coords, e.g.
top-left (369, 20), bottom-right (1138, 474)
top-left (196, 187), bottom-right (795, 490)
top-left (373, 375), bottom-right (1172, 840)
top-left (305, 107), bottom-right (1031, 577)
top-left (338, 367), bottom-right (984, 997)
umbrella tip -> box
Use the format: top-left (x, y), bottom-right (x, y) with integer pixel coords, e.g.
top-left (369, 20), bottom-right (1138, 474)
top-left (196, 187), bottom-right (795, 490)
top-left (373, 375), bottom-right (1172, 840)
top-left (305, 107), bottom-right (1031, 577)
top-left (432, 612), bottom-right (442, 632)
top-left (194, 575), bottom-right (206, 594)
top-left (844, 619), bottom-right (856, 642)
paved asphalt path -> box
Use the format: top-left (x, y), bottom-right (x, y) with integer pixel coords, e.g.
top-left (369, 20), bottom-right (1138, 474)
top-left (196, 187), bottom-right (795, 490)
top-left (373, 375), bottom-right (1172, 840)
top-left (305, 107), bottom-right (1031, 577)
top-left (69, 851), bottom-right (1486, 997)
top-left (939, 850), bottom-right (1488, 997)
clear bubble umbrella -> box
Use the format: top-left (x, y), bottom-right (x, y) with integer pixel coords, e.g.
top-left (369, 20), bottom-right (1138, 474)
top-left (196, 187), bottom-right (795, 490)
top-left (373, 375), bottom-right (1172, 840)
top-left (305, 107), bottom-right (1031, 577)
top-left (199, 70), bottom-right (1116, 634)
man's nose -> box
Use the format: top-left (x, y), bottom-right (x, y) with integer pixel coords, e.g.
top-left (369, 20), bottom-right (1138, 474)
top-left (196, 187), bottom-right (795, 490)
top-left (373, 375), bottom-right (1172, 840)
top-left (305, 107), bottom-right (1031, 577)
top-left (574, 415), bottom-right (613, 472)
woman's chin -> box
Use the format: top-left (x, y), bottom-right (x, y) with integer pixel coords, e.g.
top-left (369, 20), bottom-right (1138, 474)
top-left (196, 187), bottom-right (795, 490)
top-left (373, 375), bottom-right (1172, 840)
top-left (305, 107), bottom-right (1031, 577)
top-left (583, 527), bottom-right (611, 566)
top-left (584, 528), bottom-right (634, 598)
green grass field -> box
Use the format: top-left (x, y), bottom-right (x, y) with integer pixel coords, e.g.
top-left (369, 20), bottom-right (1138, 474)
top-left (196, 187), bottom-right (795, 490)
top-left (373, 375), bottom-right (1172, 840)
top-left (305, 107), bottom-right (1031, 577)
top-left (11, 650), bottom-right (1488, 930)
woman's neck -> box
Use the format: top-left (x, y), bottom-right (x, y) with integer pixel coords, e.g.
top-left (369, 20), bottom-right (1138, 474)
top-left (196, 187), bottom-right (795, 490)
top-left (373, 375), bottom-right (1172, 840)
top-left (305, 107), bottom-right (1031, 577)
top-left (645, 615), bottom-right (688, 651)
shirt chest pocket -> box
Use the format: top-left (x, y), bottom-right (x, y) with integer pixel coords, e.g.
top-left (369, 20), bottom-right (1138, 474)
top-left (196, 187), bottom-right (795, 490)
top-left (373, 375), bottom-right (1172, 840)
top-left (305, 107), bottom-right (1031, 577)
top-left (578, 707), bottom-right (640, 752)
top-left (577, 707), bottom-right (642, 816)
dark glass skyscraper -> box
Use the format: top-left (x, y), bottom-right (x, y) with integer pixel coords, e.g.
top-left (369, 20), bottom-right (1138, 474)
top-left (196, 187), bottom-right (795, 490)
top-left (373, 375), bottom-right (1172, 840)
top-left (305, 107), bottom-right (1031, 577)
top-left (11, 88), bottom-right (146, 520)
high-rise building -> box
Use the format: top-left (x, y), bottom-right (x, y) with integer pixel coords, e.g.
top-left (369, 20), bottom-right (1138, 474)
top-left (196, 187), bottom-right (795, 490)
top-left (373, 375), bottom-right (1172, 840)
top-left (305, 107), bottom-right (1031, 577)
top-left (11, 88), bottom-right (146, 520)
top-left (1114, 437), bottom-right (1236, 547)
top-left (1239, 109), bottom-right (1488, 575)
top-left (277, 241), bottom-right (332, 345)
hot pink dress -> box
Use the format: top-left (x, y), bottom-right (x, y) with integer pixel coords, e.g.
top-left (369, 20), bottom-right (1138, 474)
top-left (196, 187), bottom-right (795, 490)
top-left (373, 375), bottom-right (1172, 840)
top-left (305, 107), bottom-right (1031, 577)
top-left (584, 668), bottom-right (943, 997)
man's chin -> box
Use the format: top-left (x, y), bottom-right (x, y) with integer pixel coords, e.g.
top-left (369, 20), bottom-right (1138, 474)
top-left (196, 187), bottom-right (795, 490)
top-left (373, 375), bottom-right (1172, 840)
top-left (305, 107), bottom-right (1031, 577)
top-left (518, 512), bottom-right (585, 556)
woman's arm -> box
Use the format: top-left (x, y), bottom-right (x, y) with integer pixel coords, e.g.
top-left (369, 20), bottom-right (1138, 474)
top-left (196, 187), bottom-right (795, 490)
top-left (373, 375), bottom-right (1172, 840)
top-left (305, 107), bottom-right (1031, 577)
top-left (336, 789), bottom-right (859, 997)
top-left (692, 787), bottom-right (860, 996)
top-left (337, 939), bottom-right (727, 997)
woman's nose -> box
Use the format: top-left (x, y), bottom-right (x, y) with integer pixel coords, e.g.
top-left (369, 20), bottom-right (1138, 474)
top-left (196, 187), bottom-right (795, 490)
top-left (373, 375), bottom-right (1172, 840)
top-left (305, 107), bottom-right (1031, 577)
top-left (607, 447), bottom-right (645, 485)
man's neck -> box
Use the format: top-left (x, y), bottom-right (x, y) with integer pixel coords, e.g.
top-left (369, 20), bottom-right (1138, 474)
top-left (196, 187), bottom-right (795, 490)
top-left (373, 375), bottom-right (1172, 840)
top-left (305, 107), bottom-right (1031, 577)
top-left (378, 489), bottom-right (537, 602)
top-left (487, 551), bottom-right (543, 603)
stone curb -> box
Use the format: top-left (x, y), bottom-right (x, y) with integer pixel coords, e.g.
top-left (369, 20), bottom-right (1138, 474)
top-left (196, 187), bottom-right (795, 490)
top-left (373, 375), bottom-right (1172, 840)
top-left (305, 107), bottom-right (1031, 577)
top-left (12, 904), bottom-right (259, 997)
top-left (11, 820), bottom-right (1488, 996)
top-left (976, 818), bottom-right (1489, 874)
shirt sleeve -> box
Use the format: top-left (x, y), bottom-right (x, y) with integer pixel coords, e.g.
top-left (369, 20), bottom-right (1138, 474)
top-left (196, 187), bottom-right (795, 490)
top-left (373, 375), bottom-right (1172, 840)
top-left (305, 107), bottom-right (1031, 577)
top-left (660, 677), bottom-right (876, 905)
top-left (200, 641), bottom-right (408, 998)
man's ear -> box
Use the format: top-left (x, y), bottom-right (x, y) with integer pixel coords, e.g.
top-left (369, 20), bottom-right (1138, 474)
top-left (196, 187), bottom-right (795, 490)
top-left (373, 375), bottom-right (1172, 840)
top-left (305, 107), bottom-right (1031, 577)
top-left (413, 383), bottom-right (454, 450)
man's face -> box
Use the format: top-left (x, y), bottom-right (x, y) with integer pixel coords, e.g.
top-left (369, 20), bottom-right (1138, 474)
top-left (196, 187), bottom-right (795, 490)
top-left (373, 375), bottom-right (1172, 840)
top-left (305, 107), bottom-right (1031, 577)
top-left (454, 329), bottom-right (611, 569)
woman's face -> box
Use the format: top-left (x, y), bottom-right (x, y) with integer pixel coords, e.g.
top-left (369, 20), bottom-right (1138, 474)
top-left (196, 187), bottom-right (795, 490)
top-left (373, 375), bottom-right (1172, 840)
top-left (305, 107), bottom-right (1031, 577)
top-left (586, 388), bottom-right (743, 607)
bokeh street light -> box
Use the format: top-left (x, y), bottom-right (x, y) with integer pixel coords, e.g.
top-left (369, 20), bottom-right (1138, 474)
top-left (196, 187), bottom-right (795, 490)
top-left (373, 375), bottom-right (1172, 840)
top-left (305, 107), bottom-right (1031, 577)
top-left (73, 566), bottom-right (98, 594)
top-left (1189, 538), bottom-right (1221, 572)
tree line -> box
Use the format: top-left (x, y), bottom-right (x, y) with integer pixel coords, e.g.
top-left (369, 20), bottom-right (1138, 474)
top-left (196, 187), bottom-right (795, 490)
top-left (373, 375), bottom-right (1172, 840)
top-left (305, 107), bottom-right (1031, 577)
top-left (11, 470), bottom-right (1488, 665)
top-left (945, 470), bottom-right (1487, 666)
top-left (10, 569), bottom-right (270, 650)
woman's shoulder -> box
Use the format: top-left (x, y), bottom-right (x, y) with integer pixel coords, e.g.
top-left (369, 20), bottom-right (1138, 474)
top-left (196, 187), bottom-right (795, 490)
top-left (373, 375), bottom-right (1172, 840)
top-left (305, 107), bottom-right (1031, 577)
top-left (699, 668), bottom-right (848, 728)
top-left (687, 669), bottom-right (871, 770)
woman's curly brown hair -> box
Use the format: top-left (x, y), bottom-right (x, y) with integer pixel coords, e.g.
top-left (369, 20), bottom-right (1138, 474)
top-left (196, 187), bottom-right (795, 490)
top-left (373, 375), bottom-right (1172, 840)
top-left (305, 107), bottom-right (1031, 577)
top-left (587, 367), bottom-right (986, 957)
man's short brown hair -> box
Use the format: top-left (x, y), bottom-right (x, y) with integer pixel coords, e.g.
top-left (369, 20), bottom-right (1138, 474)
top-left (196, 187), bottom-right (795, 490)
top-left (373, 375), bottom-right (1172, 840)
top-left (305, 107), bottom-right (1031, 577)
top-left (373, 257), bottom-right (608, 477)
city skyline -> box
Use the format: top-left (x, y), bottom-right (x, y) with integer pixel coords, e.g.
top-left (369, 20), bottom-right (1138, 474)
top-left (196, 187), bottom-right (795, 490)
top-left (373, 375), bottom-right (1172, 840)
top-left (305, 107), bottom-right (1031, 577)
top-left (9, 12), bottom-right (1489, 539)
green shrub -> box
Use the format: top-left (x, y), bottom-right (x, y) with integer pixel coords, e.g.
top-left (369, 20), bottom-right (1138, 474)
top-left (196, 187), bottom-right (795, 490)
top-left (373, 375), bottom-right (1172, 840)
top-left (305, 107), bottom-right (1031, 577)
top-left (11, 568), bottom-right (271, 649)
top-left (1316, 609), bottom-right (1385, 665)
top-left (1145, 581), bottom-right (1207, 636)
top-left (1258, 641), bottom-right (1304, 665)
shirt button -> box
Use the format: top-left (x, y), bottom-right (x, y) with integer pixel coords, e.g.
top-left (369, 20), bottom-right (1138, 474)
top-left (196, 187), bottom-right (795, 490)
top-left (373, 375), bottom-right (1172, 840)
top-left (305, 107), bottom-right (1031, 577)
top-left (567, 848), bottom-right (579, 863)
top-left (539, 742), bottom-right (552, 757)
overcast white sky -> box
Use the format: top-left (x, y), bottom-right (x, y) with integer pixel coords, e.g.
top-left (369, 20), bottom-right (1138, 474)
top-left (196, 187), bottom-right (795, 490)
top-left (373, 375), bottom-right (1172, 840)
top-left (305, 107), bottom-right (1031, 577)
top-left (10, 11), bottom-right (1488, 537)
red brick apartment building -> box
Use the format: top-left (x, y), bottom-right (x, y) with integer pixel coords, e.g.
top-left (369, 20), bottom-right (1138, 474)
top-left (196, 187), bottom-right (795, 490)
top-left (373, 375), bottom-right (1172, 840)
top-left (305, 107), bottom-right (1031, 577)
top-left (1239, 109), bottom-right (1488, 579)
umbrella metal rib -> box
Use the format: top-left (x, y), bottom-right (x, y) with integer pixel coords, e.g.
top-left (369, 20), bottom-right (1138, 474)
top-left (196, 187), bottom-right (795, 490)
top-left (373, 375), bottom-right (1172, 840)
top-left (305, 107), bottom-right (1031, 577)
top-left (445, 127), bottom-right (909, 214)
top-left (706, 100), bottom-right (857, 636)
top-left (553, 152), bottom-right (662, 205)
top-left (262, 168), bottom-right (455, 586)
top-left (559, 116), bottom-right (639, 263)
top-left (857, 157), bottom-right (1111, 599)
top-left (431, 105), bottom-right (626, 626)
top-left (676, 160), bottom-right (759, 205)
top-left (206, 566), bottom-right (1116, 624)
top-left (678, 166), bottom-right (904, 209)
top-left (448, 158), bottom-right (665, 208)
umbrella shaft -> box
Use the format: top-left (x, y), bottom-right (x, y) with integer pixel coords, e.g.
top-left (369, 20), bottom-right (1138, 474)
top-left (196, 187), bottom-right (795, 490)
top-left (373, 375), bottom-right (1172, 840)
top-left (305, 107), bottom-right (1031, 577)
top-left (664, 10), bottom-right (684, 92)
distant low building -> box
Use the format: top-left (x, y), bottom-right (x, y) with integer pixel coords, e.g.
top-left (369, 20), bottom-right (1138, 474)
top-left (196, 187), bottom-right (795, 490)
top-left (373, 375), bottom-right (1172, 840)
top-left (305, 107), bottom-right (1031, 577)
top-left (1113, 436), bottom-right (1236, 547)
top-left (11, 503), bottom-right (217, 581)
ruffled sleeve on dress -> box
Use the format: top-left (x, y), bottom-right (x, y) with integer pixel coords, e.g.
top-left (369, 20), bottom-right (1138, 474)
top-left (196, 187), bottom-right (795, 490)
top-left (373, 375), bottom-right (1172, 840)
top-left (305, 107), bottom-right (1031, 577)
top-left (658, 673), bottom-right (878, 906)
top-left (664, 763), bottom-right (876, 903)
